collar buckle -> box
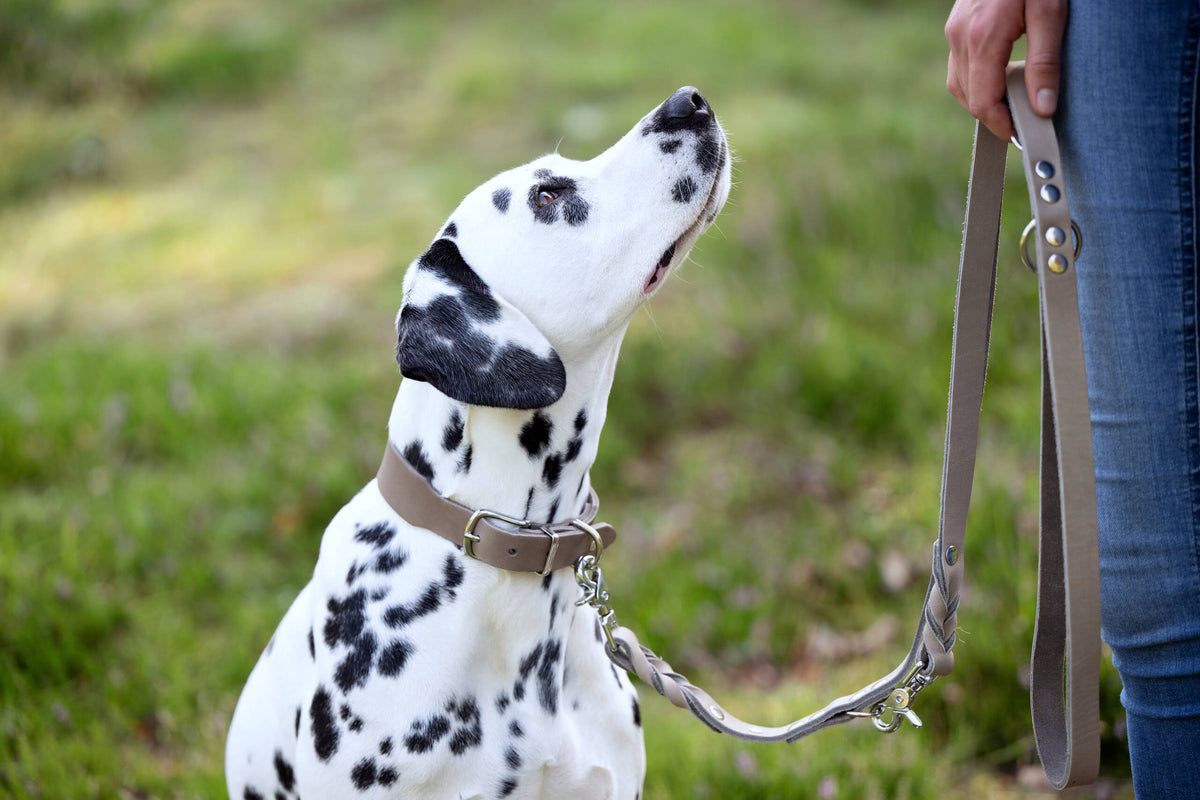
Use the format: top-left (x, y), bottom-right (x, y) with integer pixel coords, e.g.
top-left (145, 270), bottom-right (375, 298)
top-left (463, 509), bottom-right (562, 575)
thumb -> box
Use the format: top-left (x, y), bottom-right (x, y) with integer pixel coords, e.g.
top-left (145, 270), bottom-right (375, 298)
top-left (1024, 0), bottom-right (1068, 116)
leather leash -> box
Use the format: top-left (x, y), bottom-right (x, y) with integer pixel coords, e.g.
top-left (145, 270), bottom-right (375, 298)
top-left (374, 65), bottom-right (1101, 789)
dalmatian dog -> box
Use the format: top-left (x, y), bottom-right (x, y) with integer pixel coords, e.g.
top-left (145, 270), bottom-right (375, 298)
top-left (225, 86), bottom-right (731, 800)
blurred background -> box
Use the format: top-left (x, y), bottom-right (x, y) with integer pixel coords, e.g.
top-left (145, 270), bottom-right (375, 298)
top-left (0, 1), bottom-right (1131, 797)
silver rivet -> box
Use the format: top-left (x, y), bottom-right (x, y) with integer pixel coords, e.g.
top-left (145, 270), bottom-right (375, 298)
top-left (1035, 160), bottom-right (1055, 179)
top-left (709, 705), bottom-right (725, 721)
top-left (1040, 184), bottom-right (1061, 204)
top-left (1048, 253), bottom-right (1068, 274)
top-left (945, 546), bottom-right (958, 566)
top-left (1045, 226), bottom-right (1066, 247)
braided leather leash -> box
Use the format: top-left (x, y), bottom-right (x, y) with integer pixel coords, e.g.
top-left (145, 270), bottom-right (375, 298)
top-left (376, 65), bottom-right (1101, 790)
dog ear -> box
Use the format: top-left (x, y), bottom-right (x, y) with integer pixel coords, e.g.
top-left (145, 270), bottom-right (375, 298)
top-left (395, 239), bottom-right (567, 410)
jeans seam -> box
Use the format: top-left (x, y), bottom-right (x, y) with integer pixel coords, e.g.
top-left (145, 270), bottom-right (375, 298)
top-left (1184, 1), bottom-right (1200, 590)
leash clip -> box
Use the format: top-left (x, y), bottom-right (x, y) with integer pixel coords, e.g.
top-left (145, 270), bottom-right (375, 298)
top-left (573, 531), bottom-right (619, 651)
top-left (847, 659), bottom-right (933, 733)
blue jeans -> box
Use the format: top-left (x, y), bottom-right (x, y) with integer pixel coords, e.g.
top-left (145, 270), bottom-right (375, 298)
top-left (1058, 1), bottom-right (1200, 795)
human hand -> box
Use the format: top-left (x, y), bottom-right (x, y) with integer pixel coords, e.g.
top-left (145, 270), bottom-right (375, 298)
top-left (945, 0), bottom-right (1067, 141)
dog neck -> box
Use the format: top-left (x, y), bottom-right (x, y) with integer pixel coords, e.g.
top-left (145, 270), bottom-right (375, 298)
top-left (386, 339), bottom-right (622, 525)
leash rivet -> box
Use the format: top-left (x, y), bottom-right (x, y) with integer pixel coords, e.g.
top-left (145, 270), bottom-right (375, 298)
top-left (945, 546), bottom-right (958, 566)
top-left (1035, 160), bottom-right (1055, 179)
top-left (709, 705), bottom-right (725, 721)
top-left (1044, 226), bottom-right (1066, 247)
top-left (1047, 253), bottom-right (1068, 274)
top-left (1039, 184), bottom-right (1060, 204)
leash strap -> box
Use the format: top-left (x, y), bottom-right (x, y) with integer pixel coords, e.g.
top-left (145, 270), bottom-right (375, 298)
top-left (373, 65), bottom-right (1101, 788)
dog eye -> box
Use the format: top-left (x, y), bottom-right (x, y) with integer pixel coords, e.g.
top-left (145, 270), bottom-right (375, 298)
top-left (535, 189), bottom-right (558, 208)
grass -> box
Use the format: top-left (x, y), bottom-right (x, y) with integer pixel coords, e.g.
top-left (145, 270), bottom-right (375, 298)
top-left (1, 1), bottom-right (1132, 798)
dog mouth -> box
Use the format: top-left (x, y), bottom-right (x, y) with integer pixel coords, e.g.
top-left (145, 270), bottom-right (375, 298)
top-left (643, 166), bottom-right (725, 294)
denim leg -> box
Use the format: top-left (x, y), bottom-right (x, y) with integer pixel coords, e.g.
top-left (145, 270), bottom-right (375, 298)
top-left (1058, 1), bottom-right (1200, 795)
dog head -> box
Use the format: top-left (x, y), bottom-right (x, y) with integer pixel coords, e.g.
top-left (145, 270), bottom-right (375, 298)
top-left (396, 86), bottom-right (731, 410)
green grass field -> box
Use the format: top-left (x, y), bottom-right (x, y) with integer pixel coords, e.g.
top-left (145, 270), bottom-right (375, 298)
top-left (1, 1), bottom-right (1133, 797)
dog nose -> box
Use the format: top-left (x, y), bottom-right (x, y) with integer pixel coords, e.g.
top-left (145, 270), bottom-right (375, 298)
top-left (664, 87), bottom-right (709, 120)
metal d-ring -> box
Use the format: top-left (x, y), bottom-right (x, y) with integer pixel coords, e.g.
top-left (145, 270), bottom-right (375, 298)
top-left (1020, 219), bottom-right (1082, 273)
top-left (570, 518), bottom-right (606, 562)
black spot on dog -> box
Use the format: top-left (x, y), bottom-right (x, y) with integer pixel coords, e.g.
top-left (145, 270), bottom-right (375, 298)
top-left (442, 409), bottom-right (464, 452)
top-left (505, 746), bottom-right (522, 769)
top-left (310, 686), bottom-right (340, 761)
top-left (672, 175), bottom-right (698, 203)
top-left (380, 556), bottom-right (459, 631)
top-left (294, 706), bottom-right (301, 737)
top-left (349, 716), bottom-right (364, 733)
top-left (492, 187), bottom-right (511, 213)
top-left (404, 713), bottom-right (451, 754)
top-left (523, 488), bottom-right (535, 519)
top-left (384, 584), bottom-right (442, 628)
top-left (632, 697), bottom-right (642, 727)
top-left (443, 554), bottom-right (465, 592)
top-left (414, 239), bottom-right (501, 322)
top-left (324, 590), bottom-right (367, 648)
top-left (378, 766), bottom-right (398, 786)
top-left (443, 221), bottom-right (458, 238)
top-left (548, 591), bottom-right (560, 630)
top-left (324, 590), bottom-right (379, 693)
top-left (447, 697), bottom-right (483, 755)
top-left (354, 521), bottom-right (395, 549)
top-left (273, 750), bottom-right (296, 793)
top-left (379, 736), bottom-right (393, 755)
top-left (374, 547), bottom-right (408, 575)
top-left (459, 444), bottom-right (473, 473)
top-left (496, 692), bottom-right (511, 713)
top-left (660, 138), bottom-right (683, 153)
top-left (499, 778), bottom-right (519, 797)
top-left (378, 639), bottom-right (414, 677)
top-left (340, 704), bottom-right (352, 721)
top-left (519, 411), bottom-right (553, 457)
top-left (402, 441), bottom-right (435, 484)
top-left (351, 757), bottom-right (378, 790)
top-left (509, 719), bottom-right (524, 737)
top-left (547, 498), bottom-right (559, 523)
top-left (243, 788), bottom-right (265, 800)
top-left (308, 629), bottom-right (315, 659)
top-left (542, 454), bottom-right (563, 488)
top-left (696, 134), bottom-right (723, 175)
top-left (564, 436), bottom-right (583, 463)
top-left (541, 572), bottom-right (553, 592)
top-left (527, 174), bottom-right (589, 226)
top-left (346, 561), bottom-right (368, 586)
top-left (536, 639), bottom-right (562, 714)
top-left (574, 409), bottom-right (587, 433)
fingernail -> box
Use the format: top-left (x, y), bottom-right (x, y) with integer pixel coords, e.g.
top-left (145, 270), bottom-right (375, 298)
top-left (1036, 89), bottom-right (1057, 116)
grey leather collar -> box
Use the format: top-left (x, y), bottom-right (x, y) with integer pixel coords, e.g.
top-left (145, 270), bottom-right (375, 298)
top-left (376, 440), bottom-right (616, 575)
